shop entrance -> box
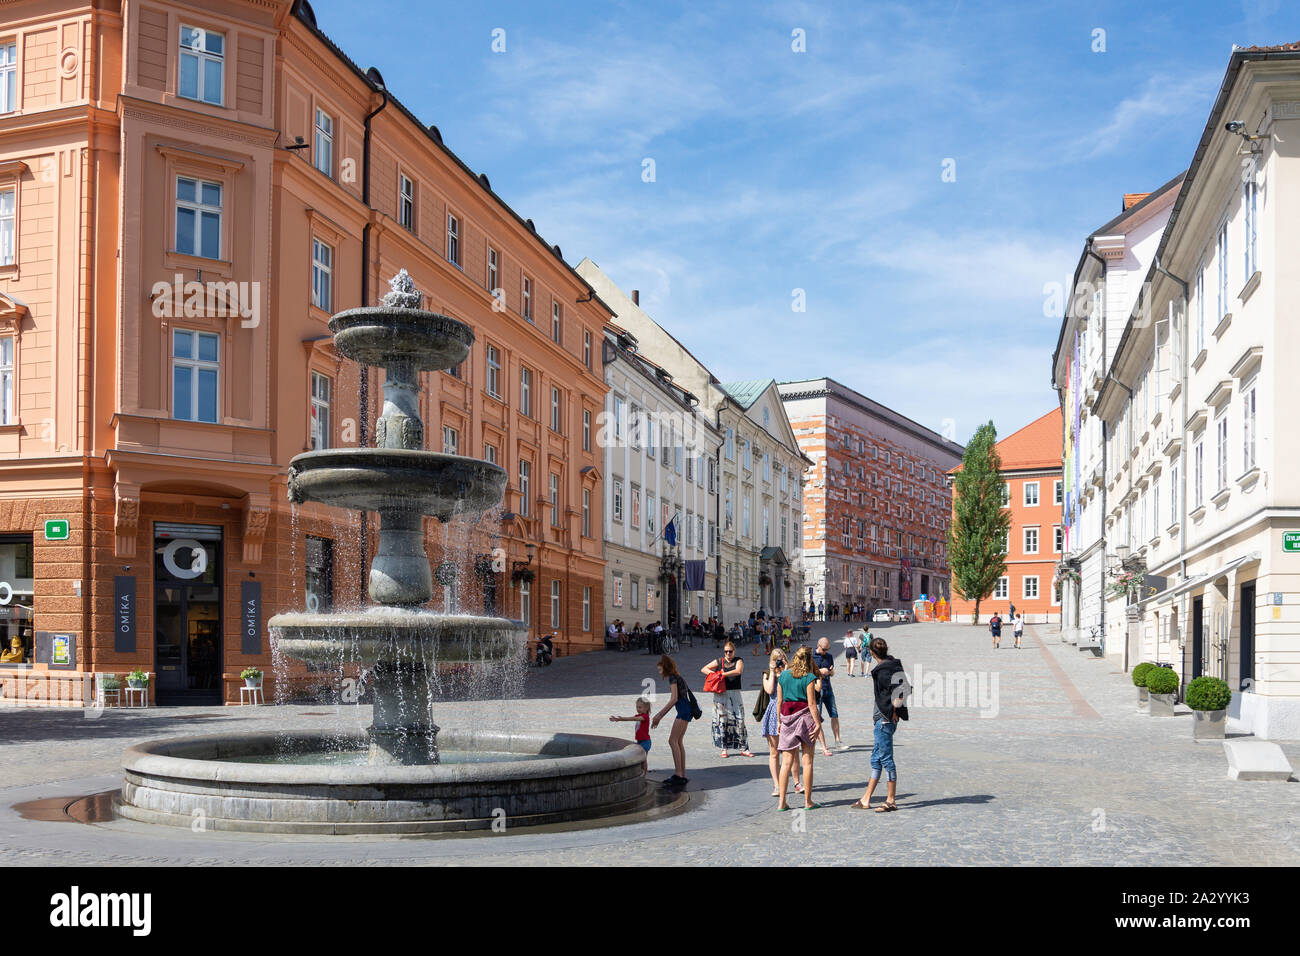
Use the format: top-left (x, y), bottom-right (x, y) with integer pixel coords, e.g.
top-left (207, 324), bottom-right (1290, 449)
top-left (153, 524), bottom-right (223, 705)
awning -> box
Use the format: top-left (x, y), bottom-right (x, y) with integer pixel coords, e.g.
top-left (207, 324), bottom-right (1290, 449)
top-left (1140, 551), bottom-right (1261, 607)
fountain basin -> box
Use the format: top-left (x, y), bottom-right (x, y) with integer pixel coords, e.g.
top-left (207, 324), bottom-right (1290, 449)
top-left (118, 730), bottom-right (649, 833)
top-left (269, 611), bottom-right (526, 666)
top-left (287, 448), bottom-right (507, 522)
top-left (328, 306), bottom-right (474, 370)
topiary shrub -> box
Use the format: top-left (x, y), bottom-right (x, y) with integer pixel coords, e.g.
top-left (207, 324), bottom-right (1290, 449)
top-left (1131, 662), bottom-right (1155, 687)
top-left (1145, 666), bottom-right (1179, 696)
top-left (1185, 676), bottom-right (1231, 711)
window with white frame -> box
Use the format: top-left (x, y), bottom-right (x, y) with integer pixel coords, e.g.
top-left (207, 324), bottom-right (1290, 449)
top-left (582, 488), bottom-right (591, 537)
top-left (647, 493), bottom-right (656, 535)
top-left (0, 335), bottom-right (13, 425)
top-left (314, 108), bottom-right (333, 177)
top-left (175, 177), bottom-right (221, 260)
top-left (1243, 174), bottom-right (1257, 280)
top-left (446, 213), bottom-right (460, 267)
top-left (399, 174), bottom-right (415, 231)
top-left (582, 409), bottom-right (591, 451)
top-left (1195, 263), bottom-right (1206, 354)
top-left (582, 586), bottom-right (591, 631)
top-left (612, 396), bottom-right (624, 442)
top-left (551, 386), bottom-right (562, 432)
top-left (551, 299), bottom-right (562, 344)
top-left (999, 483), bottom-right (1010, 507)
top-left (1054, 479), bottom-right (1063, 506)
top-left (172, 329), bottom-right (219, 423)
top-left (725, 428), bottom-right (735, 460)
top-left (519, 578), bottom-right (530, 625)
top-left (742, 495), bottom-right (751, 538)
top-left (994, 576), bottom-right (1008, 600)
top-left (1023, 576), bottom-right (1039, 600)
top-left (1193, 438), bottom-right (1204, 508)
top-left (310, 371), bottom-right (331, 449)
top-left (311, 238), bottom-right (332, 311)
top-left (646, 415), bottom-right (656, 457)
top-left (0, 43), bottom-right (16, 114)
top-left (484, 442), bottom-right (497, 465)
top-left (442, 425), bottom-right (458, 456)
top-left (1169, 460), bottom-right (1179, 525)
top-left (583, 330), bottom-right (592, 369)
top-left (549, 473), bottom-right (560, 526)
top-left (1216, 220), bottom-right (1228, 320)
top-left (1242, 380), bottom-right (1256, 472)
top-left (0, 187), bottom-right (13, 266)
top-left (519, 459), bottom-right (531, 516)
top-left (612, 478), bottom-right (623, 522)
top-left (1024, 482), bottom-right (1039, 507)
top-left (521, 275), bottom-right (532, 321)
top-left (1054, 525), bottom-right (1062, 553)
top-left (520, 366), bottom-right (532, 417)
top-left (1216, 410), bottom-right (1228, 491)
top-left (486, 345), bottom-right (501, 399)
top-left (179, 26), bottom-right (224, 105)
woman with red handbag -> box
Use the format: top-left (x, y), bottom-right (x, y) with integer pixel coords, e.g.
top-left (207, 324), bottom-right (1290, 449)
top-left (701, 642), bottom-right (753, 758)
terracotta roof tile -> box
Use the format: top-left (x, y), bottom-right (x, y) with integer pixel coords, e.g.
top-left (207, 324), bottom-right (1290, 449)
top-left (994, 408), bottom-right (1062, 471)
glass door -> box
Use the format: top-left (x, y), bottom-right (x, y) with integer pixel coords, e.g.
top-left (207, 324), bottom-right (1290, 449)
top-left (154, 528), bottom-right (222, 704)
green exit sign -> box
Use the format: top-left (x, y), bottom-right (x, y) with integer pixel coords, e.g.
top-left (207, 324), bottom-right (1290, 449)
top-left (44, 519), bottom-right (69, 541)
top-left (1285, 532), bottom-right (1300, 553)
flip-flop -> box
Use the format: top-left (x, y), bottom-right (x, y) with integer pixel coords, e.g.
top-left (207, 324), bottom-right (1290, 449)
top-left (720, 751), bottom-right (729, 758)
top-left (848, 802), bottom-right (872, 811)
top-left (741, 751), bottom-right (755, 757)
top-left (804, 802), bottom-right (823, 810)
top-left (821, 749), bottom-right (833, 757)
top-left (874, 802), bottom-right (898, 813)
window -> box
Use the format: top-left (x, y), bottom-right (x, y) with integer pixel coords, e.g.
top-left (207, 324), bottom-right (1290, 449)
top-left (725, 428), bottom-right (735, 460)
top-left (486, 345), bottom-right (501, 398)
top-left (519, 578), bottom-right (530, 625)
top-left (582, 489), bottom-right (591, 537)
top-left (310, 371), bottom-right (331, 449)
top-left (1195, 264), bottom-right (1206, 355)
top-left (646, 416), bottom-right (656, 457)
top-left (311, 239), bottom-right (332, 311)
top-left (0, 42), bottom-right (15, 114)
top-left (742, 496), bottom-right (751, 538)
top-left (999, 483), bottom-right (1010, 507)
top-left (1244, 175), bottom-right (1257, 279)
top-left (583, 330), bottom-right (592, 369)
top-left (1024, 482), bottom-right (1039, 507)
top-left (612, 396), bottom-right (624, 443)
top-left (172, 329), bottom-right (219, 423)
top-left (724, 488), bottom-right (733, 530)
top-left (1023, 576), bottom-right (1039, 600)
top-left (1169, 460), bottom-right (1179, 525)
top-left (1216, 412), bottom-right (1228, 491)
top-left (743, 440), bottom-right (752, 472)
top-left (0, 335), bottom-right (13, 425)
top-left (1243, 382), bottom-right (1257, 472)
top-left (175, 177), bottom-right (221, 260)
top-left (994, 576), bottom-right (1008, 600)
top-left (521, 275), bottom-right (532, 322)
top-left (446, 214), bottom-right (461, 267)
top-left (582, 586), bottom-right (591, 631)
top-left (304, 535), bottom-right (334, 615)
top-left (708, 520), bottom-right (717, 555)
top-left (313, 108), bottom-right (333, 177)
top-left (549, 473), bottom-right (560, 526)
top-left (582, 409), bottom-right (591, 451)
top-left (518, 459), bottom-right (531, 516)
top-left (442, 425), bottom-right (458, 456)
top-left (1193, 439), bottom-right (1204, 509)
top-left (698, 515), bottom-right (705, 552)
top-left (1054, 526), bottom-right (1063, 553)
top-left (612, 479), bottom-right (623, 522)
top-left (551, 300), bottom-right (562, 344)
top-left (550, 579), bottom-right (561, 628)
top-left (550, 387), bottom-right (562, 432)
top-left (647, 493), bottom-right (656, 535)
top-left (520, 367), bottom-right (532, 417)
top-left (485, 443), bottom-right (498, 465)
top-left (1054, 480), bottom-right (1063, 506)
top-left (1216, 220), bottom-right (1228, 320)
top-left (631, 579), bottom-right (639, 609)
top-left (399, 174), bottom-right (415, 231)
top-left (179, 26), bottom-right (223, 105)
top-left (0, 187), bottom-right (13, 266)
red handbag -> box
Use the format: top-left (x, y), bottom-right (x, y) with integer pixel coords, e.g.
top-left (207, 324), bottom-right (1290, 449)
top-left (703, 659), bottom-right (727, 694)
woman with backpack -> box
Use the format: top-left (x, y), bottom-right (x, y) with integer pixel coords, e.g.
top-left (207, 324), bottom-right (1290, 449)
top-left (651, 655), bottom-right (697, 789)
top-left (850, 637), bottom-right (909, 813)
top-left (701, 642), bottom-right (754, 758)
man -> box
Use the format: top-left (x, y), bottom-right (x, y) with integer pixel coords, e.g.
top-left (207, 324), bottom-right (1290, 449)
top-left (1013, 612), bottom-right (1024, 650)
top-left (989, 611), bottom-right (1002, 649)
top-left (812, 636), bottom-right (847, 752)
top-left (818, 601), bottom-right (825, 621)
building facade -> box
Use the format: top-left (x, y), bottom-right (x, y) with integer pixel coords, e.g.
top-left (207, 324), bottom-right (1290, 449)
top-left (0, 0), bottom-right (611, 706)
top-left (949, 409), bottom-right (1063, 624)
top-left (600, 322), bottom-right (720, 635)
top-left (1058, 43), bottom-right (1300, 740)
top-left (780, 378), bottom-right (964, 616)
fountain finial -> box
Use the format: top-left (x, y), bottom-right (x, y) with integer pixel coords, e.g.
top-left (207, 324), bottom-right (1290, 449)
top-left (383, 269), bottom-right (423, 309)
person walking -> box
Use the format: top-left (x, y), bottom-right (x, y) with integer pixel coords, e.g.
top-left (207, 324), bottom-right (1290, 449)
top-left (989, 612), bottom-right (1003, 649)
top-left (775, 645), bottom-right (822, 810)
top-left (759, 649), bottom-right (803, 797)
top-left (1013, 612), bottom-right (1024, 649)
top-left (651, 655), bottom-right (695, 789)
top-left (813, 636), bottom-right (847, 752)
top-left (843, 628), bottom-right (861, 677)
top-left (701, 642), bottom-right (754, 758)
top-left (849, 637), bottom-right (909, 813)
top-left (818, 601), bottom-right (825, 621)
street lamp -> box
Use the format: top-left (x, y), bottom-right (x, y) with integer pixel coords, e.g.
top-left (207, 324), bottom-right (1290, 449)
top-left (511, 541), bottom-right (536, 577)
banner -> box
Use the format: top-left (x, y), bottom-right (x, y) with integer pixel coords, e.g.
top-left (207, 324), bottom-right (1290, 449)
top-left (114, 575), bottom-right (136, 653)
top-left (683, 560), bottom-right (706, 592)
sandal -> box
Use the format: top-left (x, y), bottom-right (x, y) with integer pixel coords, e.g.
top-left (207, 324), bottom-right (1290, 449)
top-left (873, 802), bottom-right (898, 813)
top-left (821, 748), bottom-right (833, 757)
top-left (720, 751), bottom-right (729, 759)
top-left (848, 801), bottom-right (872, 811)
top-left (795, 782), bottom-right (804, 793)
top-left (741, 751), bottom-right (755, 757)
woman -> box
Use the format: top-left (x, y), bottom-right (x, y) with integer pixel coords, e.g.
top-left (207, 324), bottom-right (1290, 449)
top-left (775, 645), bottom-right (823, 811)
top-left (850, 637), bottom-right (908, 813)
top-left (760, 649), bottom-right (803, 797)
top-left (702, 642), bottom-right (754, 758)
top-left (651, 655), bottom-right (694, 789)
top-left (843, 628), bottom-right (861, 677)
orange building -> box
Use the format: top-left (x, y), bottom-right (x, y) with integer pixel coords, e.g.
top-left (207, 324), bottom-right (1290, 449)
top-left (950, 409), bottom-right (1064, 624)
top-left (0, 0), bottom-right (609, 706)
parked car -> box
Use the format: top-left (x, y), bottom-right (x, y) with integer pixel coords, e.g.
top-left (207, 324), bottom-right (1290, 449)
top-left (894, 609), bottom-right (912, 623)
top-left (872, 609), bottom-right (893, 623)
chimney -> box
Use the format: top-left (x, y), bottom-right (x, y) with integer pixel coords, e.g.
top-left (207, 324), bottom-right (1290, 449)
top-left (631, 290), bottom-right (639, 306)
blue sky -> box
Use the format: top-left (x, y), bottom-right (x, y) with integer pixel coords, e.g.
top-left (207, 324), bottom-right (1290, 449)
top-left (312, 0), bottom-right (1300, 444)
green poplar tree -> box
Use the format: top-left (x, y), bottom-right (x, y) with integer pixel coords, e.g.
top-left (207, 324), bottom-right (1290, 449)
top-left (948, 421), bottom-right (1011, 624)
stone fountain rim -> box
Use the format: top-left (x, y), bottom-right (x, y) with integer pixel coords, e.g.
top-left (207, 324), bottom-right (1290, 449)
top-left (123, 730), bottom-right (644, 786)
top-left (268, 610), bottom-right (527, 631)
top-left (286, 446), bottom-right (509, 473)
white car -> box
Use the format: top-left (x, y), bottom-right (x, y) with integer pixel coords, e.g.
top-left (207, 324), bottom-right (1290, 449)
top-left (872, 609), bottom-right (893, 623)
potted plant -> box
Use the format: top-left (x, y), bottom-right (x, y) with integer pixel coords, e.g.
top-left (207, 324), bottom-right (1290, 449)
top-left (1131, 661), bottom-right (1155, 712)
top-left (1185, 676), bottom-right (1232, 740)
top-left (127, 668), bottom-right (150, 690)
top-left (758, 573), bottom-right (773, 588)
top-left (511, 566), bottom-right (535, 585)
top-left (241, 667), bottom-right (263, 689)
top-left (1145, 665), bottom-right (1179, 716)
top-left (99, 673), bottom-right (120, 692)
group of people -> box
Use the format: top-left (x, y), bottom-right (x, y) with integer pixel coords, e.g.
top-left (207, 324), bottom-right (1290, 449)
top-left (613, 630), bottom-right (909, 813)
top-left (801, 602), bottom-right (869, 623)
top-left (987, 610), bottom-right (1025, 649)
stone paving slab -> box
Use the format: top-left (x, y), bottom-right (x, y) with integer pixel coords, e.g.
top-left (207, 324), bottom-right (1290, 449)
top-left (1, 620), bottom-right (1297, 865)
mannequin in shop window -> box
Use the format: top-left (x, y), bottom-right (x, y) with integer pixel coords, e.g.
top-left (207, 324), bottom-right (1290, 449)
top-left (1, 635), bottom-right (26, 663)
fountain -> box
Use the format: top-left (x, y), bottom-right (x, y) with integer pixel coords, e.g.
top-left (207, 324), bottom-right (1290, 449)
top-left (117, 272), bottom-right (649, 833)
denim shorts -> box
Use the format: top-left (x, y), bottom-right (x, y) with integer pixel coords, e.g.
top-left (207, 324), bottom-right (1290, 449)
top-left (675, 699), bottom-right (693, 722)
top-left (638, 739), bottom-right (652, 753)
top-left (818, 685), bottom-right (838, 720)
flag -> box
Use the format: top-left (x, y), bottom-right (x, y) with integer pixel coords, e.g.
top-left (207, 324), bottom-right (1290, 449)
top-left (663, 517), bottom-right (677, 546)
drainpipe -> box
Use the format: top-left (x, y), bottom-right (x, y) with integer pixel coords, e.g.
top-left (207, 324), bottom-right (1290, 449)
top-left (360, 80), bottom-right (389, 600)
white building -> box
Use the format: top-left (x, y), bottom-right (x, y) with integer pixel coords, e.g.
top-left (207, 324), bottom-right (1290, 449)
top-left (1059, 42), bottom-right (1300, 739)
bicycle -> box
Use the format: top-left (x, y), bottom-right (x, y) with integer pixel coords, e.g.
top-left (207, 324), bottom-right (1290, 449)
top-left (661, 633), bottom-right (680, 654)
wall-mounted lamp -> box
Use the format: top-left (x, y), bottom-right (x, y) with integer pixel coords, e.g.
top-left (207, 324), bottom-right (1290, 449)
top-left (283, 134), bottom-right (310, 153)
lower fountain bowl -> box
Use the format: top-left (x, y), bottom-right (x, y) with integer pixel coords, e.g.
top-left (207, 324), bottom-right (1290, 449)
top-left (269, 611), bottom-right (527, 666)
top-left (118, 730), bottom-right (649, 834)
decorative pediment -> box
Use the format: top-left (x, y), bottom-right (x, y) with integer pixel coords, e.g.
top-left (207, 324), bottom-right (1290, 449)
top-left (0, 291), bottom-right (30, 331)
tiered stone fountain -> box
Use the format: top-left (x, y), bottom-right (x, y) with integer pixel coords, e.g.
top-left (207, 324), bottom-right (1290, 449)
top-left (117, 273), bottom-right (648, 833)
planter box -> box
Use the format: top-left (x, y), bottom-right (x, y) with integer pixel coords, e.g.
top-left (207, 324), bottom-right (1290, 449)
top-left (1193, 708), bottom-right (1227, 739)
top-left (1149, 692), bottom-right (1177, 717)
top-left (127, 679), bottom-right (148, 690)
top-left (1137, 687), bottom-right (1149, 713)
top-left (244, 678), bottom-right (263, 689)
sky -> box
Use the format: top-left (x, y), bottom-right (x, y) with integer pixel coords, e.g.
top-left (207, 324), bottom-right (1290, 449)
top-left (311, 0), bottom-right (1300, 444)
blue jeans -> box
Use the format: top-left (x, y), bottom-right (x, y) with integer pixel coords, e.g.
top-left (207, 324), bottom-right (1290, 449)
top-left (870, 717), bottom-right (897, 782)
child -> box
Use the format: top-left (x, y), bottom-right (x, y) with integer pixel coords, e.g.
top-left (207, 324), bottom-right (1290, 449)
top-left (610, 697), bottom-right (653, 754)
top-left (1013, 612), bottom-right (1024, 649)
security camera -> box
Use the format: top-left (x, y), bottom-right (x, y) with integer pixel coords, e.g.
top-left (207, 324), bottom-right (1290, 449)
top-left (1225, 120), bottom-right (1246, 134)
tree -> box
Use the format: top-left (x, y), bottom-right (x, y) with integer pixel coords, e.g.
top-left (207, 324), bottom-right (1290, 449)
top-left (948, 421), bottom-right (1011, 624)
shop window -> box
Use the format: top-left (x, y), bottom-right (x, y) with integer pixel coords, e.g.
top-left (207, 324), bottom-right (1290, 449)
top-left (304, 535), bottom-right (333, 614)
top-left (0, 535), bottom-right (34, 665)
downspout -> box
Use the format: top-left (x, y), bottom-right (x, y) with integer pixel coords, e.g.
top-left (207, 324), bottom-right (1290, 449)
top-left (360, 82), bottom-right (389, 600)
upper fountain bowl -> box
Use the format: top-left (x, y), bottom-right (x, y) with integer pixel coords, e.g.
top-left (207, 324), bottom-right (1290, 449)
top-left (288, 448), bottom-right (508, 521)
top-left (328, 305), bottom-right (474, 371)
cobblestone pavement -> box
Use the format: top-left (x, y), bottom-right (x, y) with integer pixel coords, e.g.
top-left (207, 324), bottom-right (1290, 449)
top-left (2, 621), bottom-right (1298, 865)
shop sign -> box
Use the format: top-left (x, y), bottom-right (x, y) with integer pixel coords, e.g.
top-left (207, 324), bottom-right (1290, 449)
top-left (44, 519), bottom-right (69, 541)
top-left (241, 580), bottom-right (262, 654)
top-left (114, 576), bottom-right (136, 653)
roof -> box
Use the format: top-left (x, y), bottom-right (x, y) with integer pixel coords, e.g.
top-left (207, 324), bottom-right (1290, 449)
top-left (993, 408), bottom-right (1062, 471)
top-left (720, 379), bottom-right (776, 410)
top-left (1122, 192), bottom-right (1151, 210)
